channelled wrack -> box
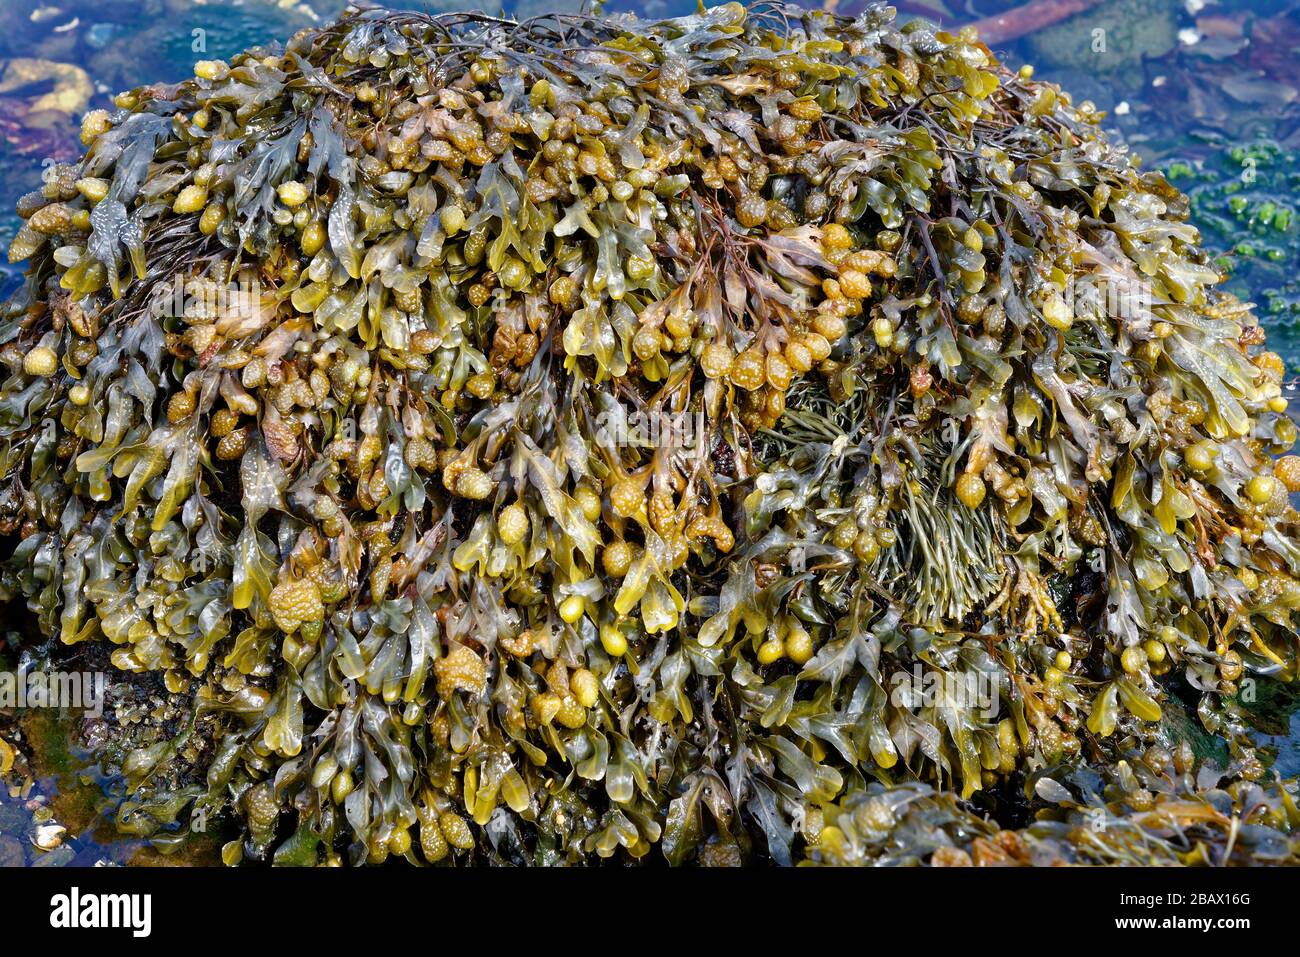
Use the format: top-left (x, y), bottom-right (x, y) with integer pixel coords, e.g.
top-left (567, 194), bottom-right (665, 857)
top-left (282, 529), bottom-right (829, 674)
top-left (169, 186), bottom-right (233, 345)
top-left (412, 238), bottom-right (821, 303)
top-left (0, 2), bottom-right (1298, 865)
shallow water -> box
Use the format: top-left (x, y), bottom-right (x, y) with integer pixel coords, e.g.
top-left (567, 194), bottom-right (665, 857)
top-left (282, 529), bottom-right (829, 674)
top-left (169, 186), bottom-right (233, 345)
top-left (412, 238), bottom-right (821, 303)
top-left (0, 0), bottom-right (1296, 864)
top-left (1, 639), bottom-right (226, 866)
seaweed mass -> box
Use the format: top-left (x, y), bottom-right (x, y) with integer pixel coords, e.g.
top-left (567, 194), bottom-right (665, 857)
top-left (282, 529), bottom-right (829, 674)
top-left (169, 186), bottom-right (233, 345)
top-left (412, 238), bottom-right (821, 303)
top-left (2, 1), bottom-right (1299, 866)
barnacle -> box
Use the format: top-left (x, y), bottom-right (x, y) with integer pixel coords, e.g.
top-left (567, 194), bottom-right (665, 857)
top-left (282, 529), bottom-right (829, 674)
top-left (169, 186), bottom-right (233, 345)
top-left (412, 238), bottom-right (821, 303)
top-left (0, 2), bottom-right (1298, 867)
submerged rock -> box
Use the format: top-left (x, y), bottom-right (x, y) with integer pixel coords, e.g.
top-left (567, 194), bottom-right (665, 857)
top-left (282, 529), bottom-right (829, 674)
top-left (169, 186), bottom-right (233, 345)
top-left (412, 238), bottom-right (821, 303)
top-left (32, 821), bottom-right (67, 851)
top-left (0, 58), bottom-right (93, 115)
top-left (0, 833), bottom-right (24, 866)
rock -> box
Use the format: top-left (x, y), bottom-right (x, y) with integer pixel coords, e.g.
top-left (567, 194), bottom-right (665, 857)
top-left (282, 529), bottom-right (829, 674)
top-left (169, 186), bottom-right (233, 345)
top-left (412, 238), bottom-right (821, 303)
top-left (86, 23), bottom-right (119, 50)
top-left (31, 843), bottom-right (74, 867)
top-left (0, 801), bottom-right (27, 834)
top-left (0, 834), bottom-right (24, 867)
top-left (31, 822), bottom-right (66, 851)
top-left (0, 58), bottom-right (93, 115)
